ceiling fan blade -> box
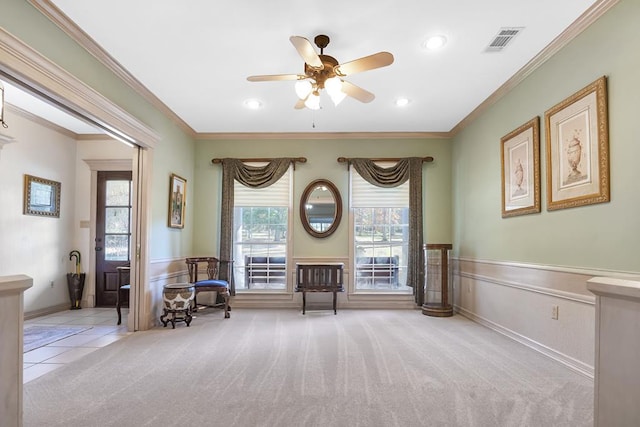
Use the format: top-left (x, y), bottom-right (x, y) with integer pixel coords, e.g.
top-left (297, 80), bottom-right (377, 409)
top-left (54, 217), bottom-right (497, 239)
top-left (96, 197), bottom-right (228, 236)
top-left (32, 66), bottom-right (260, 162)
top-left (341, 80), bottom-right (375, 103)
top-left (289, 36), bottom-right (323, 70)
top-left (247, 74), bottom-right (304, 82)
top-left (335, 52), bottom-right (394, 76)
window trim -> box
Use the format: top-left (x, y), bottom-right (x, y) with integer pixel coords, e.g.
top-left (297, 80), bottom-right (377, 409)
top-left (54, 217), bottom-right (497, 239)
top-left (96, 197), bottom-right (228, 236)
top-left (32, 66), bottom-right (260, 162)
top-left (348, 168), bottom-right (413, 296)
top-left (232, 166), bottom-right (294, 294)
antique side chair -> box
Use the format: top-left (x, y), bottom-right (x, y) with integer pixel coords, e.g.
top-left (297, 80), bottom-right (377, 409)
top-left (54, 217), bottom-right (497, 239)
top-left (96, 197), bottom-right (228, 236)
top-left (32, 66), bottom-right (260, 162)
top-left (185, 257), bottom-right (231, 318)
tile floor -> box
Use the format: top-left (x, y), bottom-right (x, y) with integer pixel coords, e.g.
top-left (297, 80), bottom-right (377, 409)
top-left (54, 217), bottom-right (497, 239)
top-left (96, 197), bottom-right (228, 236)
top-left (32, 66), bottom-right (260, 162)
top-left (23, 307), bottom-right (130, 384)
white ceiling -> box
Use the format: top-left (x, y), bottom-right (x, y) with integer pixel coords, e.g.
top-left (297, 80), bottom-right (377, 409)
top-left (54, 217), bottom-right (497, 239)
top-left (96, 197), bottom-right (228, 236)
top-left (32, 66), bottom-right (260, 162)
top-left (10, 1), bottom-right (600, 134)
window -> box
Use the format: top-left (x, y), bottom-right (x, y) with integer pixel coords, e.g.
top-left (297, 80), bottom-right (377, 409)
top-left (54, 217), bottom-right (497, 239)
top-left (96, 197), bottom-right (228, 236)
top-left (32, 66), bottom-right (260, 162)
top-left (104, 179), bottom-right (132, 261)
top-left (351, 165), bottom-right (411, 292)
top-left (232, 166), bottom-right (291, 291)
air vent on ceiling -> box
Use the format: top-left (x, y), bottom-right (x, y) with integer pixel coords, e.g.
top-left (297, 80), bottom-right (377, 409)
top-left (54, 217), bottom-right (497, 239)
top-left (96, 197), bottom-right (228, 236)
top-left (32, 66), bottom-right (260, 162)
top-left (485, 27), bottom-right (524, 52)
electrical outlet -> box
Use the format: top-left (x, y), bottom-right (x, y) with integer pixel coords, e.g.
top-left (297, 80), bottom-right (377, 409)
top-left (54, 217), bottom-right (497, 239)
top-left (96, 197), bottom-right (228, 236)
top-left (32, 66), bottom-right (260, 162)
top-left (551, 305), bottom-right (559, 320)
top-left (50, 280), bottom-right (55, 288)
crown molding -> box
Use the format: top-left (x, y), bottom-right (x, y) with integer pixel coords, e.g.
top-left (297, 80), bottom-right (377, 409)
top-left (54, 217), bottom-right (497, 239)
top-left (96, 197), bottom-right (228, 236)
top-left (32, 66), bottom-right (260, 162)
top-left (29, 0), bottom-right (195, 138)
top-left (7, 103), bottom-right (77, 138)
top-left (196, 131), bottom-right (452, 141)
top-left (83, 158), bottom-right (132, 171)
top-left (450, 0), bottom-right (619, 136)
top-left (8, 104), bottom-right (121, 142)
top-left (0, 27), bottom-right (159, 148)
top-left (29, 0), bottom-right (617, 140)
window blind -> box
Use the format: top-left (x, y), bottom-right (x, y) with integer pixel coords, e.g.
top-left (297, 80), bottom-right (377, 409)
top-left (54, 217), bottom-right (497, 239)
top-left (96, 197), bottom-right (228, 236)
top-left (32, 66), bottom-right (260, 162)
top-left (234, 165), bottom-right (291, 207)
top-left (351, 163), bottom-right (409, 207)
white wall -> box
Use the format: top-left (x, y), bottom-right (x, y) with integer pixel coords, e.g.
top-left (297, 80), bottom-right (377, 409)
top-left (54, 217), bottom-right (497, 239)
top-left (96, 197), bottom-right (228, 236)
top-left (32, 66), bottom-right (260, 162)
top-left (0, 109), bottom-right (77, 313)
top-left (0, 108), bottom-right (134, 314)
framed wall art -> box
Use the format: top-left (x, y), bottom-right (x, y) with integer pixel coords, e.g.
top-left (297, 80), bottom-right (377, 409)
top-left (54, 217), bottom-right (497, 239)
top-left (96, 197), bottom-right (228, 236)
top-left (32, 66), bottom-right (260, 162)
top-left (501, 117), bottom-right (540, 217)
top-left (23, 174), bottom-right (61, 218)
top-left (168, 173), bottom-right (186, 228)
top-left (545, 76), bottom-right (609, 211)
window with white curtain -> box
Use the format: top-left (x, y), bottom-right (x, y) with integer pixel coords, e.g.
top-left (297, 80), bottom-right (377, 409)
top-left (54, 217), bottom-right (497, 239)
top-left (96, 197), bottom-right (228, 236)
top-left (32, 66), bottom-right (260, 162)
top-left (351, 164), bottom-right (411, 292)
top-left (232, 165), bottom-right (291, 291)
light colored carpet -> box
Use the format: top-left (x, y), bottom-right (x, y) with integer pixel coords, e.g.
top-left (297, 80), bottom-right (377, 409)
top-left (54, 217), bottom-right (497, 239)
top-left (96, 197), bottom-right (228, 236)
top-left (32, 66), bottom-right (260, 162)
top-left (23, 309), bottom-right (593, 426)
top-left (23, 325), bottom-right (91, 353)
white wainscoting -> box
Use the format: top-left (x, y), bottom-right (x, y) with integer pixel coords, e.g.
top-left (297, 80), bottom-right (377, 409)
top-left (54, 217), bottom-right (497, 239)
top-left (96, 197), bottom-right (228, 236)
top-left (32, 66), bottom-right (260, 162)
top-left (453, 258), bottom-right (640, 378)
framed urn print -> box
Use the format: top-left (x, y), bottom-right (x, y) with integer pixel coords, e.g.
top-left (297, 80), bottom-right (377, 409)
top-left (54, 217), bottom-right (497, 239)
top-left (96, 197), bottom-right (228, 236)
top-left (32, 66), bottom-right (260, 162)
top-left (501, 117), bottom-right (540, 218)
top-left (545, 76), bottom-right (609, 211)
top-left (168, 173), bottom-right (186, 228)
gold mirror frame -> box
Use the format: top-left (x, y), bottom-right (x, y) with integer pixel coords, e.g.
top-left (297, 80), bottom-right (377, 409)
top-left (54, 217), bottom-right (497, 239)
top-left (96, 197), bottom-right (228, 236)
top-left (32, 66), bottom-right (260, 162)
top-left (300, 179), bottom-right (342, 238)
top-left (23, 174), bottom-right (61, 218)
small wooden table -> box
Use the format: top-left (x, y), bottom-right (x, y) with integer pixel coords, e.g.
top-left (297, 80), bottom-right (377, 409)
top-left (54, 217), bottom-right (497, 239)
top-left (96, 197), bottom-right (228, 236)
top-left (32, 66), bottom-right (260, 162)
top-left (295, 263), bottom-right (344, 314)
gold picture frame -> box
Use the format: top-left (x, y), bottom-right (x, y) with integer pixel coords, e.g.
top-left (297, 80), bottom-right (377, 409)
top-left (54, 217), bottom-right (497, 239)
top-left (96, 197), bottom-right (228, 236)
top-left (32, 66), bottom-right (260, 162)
top-left (501, 117), bottom-right (540, 217)
top-left (168, 173), bottom-right (186, 228)
top-left (545, 76), bottom-right (609, 211)
top-left (23, 174), bottom-right (61, 218)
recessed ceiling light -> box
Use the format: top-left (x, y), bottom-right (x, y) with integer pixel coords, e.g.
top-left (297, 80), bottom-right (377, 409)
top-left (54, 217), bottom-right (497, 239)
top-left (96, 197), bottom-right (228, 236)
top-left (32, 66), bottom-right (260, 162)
top-left (244, 99), bottom-right (263, 109)
top-left (423, 35), bottom-right (447, 50)
top-left (395, 98), bottom-right (410, 107)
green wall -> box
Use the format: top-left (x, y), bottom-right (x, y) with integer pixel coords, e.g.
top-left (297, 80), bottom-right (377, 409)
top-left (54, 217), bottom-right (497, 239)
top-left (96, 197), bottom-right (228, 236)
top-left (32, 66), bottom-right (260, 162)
top-left (193, 138), bottom-right (452, 258)
top-left (452, 0), bottom-right (640, 272)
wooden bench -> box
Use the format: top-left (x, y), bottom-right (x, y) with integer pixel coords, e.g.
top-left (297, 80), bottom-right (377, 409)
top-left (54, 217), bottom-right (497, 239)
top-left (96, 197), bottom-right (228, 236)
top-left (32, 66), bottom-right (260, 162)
top-left (355, 256), bottom-right (400, 287)
top-left (295, 263), bottom-right (344, 314)
top-left (244, 256), bottom-right (286, 289)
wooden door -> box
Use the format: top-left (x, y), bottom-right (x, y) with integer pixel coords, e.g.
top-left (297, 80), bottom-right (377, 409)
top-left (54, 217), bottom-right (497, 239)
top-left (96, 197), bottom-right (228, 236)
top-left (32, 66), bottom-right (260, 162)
top-left (95, 170), bottom-right (133, 306)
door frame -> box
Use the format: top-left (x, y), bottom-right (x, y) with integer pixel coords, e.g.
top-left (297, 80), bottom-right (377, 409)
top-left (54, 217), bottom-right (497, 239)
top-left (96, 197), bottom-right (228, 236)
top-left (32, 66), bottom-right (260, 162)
top-left (85, 153), bottom-right (152, 331)
top-left (1, 28), bottom-right (158, 331)
top-left (85, 160), bottom-right (132, 306)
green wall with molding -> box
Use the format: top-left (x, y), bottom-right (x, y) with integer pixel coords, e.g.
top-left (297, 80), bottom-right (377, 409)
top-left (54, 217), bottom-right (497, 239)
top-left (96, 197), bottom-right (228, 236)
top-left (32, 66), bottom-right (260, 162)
top-left (452, 0), bottom-right (639, 273)
top-left (193, 138), bottom-right (452, 258)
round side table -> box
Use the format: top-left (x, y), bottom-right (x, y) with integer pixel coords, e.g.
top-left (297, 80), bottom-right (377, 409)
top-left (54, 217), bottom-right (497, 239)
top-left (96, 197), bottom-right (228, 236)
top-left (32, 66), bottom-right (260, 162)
top-left (160, 283), bottom-right (195, 328)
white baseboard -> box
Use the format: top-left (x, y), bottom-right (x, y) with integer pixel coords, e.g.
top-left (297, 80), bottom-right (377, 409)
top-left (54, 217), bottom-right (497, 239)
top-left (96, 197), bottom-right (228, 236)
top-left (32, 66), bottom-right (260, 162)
top-left (24, 302), bottom-right (69, 320)
top-left (456, 305), bottom-right (594, 379)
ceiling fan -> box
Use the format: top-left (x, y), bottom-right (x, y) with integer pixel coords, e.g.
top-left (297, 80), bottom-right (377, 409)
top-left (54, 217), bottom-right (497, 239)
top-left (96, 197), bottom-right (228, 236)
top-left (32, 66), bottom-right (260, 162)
top-left (247, 35), bottom-right (394, 110)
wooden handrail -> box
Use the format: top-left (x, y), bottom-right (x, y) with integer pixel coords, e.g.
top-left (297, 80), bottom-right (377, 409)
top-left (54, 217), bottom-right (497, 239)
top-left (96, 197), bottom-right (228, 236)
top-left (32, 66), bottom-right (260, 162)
top-left (337, 156), bottom-right (433, 164)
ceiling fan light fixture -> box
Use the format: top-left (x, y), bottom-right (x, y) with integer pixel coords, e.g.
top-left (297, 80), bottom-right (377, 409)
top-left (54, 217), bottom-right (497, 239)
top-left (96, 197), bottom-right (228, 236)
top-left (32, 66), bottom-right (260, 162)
top-left (324, 77), bottom-right (342, 96)
top-left (304, 91), bottom-right (321, 110)
top-left (248, 34), bottom-right (394, 110)
top-left (330, 90), bottom-right (347, 106)
top-left (295, 80), bottom-right (313, 99)
top-left (395, 97), bottom-right (410, 107)
top-left (325, 77), bottom-right (346, 106)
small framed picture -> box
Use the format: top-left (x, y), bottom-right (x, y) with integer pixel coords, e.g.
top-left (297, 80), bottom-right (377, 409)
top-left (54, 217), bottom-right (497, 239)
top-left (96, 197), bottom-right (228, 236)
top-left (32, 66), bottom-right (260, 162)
top-left (168, 173), bottom-right (186, 228)
top-left (501, 117), bottom-right (540, 217)
top-left (24, 174), bottom-right (61, 218)
top-left (545, 76), bottom-right (609, 211)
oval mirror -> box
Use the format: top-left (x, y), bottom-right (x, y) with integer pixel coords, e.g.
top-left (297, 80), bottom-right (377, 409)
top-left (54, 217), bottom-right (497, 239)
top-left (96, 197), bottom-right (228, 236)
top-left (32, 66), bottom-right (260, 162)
top-left (300, 179), bottom-right (342, 238)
